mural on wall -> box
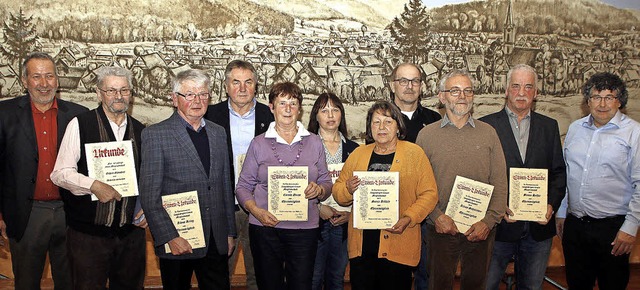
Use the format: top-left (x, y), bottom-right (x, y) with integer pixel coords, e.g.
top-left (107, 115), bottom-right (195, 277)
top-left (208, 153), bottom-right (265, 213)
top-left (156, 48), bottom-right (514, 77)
top-left (1, 0), bottom-right (639, 141)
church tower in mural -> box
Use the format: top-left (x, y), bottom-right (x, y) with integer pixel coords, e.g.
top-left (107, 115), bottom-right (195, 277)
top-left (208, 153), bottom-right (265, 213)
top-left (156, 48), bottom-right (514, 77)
top-left (503, 0), bottom-right (516, 54)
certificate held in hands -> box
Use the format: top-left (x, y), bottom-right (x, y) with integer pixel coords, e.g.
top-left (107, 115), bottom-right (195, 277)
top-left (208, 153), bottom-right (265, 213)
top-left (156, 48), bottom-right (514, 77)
top-left (509, 168), bottom-right (548, 221)
top-left (268, 166), bottom-right (309, 221)
top-left (352, 171), bottom-right (399, 229)
top-left (445, 176), bottom-right (494, 233)
top-left (85, 140), bottom-right (139, 201)
top-left (162, 191), bottom-right (205, 253)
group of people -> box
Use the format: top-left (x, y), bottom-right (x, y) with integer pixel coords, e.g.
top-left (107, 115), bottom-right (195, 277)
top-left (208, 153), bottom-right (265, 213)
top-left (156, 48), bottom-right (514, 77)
top-left (0, 51), bottom-right (637, 290)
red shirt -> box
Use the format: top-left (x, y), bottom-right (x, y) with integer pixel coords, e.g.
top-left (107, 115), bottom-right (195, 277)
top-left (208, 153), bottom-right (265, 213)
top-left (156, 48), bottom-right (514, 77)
top-left (31, 99), bottom-right (60, 201)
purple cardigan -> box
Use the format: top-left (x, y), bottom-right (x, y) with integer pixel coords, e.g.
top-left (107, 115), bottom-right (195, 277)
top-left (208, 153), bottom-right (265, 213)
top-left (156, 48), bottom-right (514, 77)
top-left (236, 132), bottom-right (332, 229)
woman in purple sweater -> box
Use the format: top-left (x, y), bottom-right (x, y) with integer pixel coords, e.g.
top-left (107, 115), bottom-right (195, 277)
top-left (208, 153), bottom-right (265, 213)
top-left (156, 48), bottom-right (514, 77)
top-left (235, 82), bottom-right (333, 290)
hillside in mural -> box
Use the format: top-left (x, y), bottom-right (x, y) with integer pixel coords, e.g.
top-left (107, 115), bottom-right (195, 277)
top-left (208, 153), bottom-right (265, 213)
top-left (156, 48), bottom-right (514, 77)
top-left (0, 0), bottom-right (638, 141)
top-left (427, 0), bottom-right (639, 35)
top-left (0, 0), bottom-right (295, 42)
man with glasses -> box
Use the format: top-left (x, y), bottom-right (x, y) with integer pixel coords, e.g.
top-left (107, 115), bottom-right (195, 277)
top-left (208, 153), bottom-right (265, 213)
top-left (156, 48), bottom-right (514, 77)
top-left (205, 60), bottom-right (273, 290)
top-left (389, 63), bottom-right (440, 290)
top-left (140, 69), bottom-right (236, 289)
top-left (480, 64), bottom-right (566, 290)
top-left (0, 52), bottom-right (86, 289)
top-left (51, 66), bottom-right (147, 288)
top-left (557, 72), bottom-right (639, 289)
top-left (416, 69), bottom-right (507, 290)
top-left (390, 63), bottom-right (441, 143)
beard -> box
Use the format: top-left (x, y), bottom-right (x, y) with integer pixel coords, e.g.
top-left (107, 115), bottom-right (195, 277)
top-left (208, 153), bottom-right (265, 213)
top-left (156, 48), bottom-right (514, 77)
top-left (446, 100), bottom-right (473, 116)
top-left (107, 100), bottom-right (129, 114)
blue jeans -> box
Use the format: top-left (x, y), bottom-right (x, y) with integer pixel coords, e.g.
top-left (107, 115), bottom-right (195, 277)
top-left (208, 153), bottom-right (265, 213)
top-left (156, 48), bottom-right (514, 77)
top-left (312, 221), bottom-right (348, 290)
top-left (414, 221), bottom-right (429, 290)
top-left (249, 225), bottom-right (319, 290)
top-left (486, 225), bottom-right (553, 290)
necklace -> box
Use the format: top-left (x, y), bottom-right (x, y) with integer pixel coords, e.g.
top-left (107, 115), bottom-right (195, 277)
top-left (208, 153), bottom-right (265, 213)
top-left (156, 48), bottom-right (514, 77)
top-left (272, 138), bottom-right (304, 166)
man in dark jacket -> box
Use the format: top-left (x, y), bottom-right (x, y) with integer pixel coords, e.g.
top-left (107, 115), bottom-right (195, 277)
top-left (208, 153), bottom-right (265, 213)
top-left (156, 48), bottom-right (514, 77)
top-left (480, 64), bottom-right (566, 290)
top-left (205, 60), bottom-right (274, 290)
top-left (0, 52), bottom-right (87, 289)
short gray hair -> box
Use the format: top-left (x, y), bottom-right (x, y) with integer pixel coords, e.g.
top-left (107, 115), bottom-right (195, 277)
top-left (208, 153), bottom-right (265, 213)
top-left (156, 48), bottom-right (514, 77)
top-left (438, 69), bottom-right (475, 91)
top-left (95, 66), bottom-right (133, 89)
top-left (506, 64), bottom-right (538, 87)
top-left (172, 69), bottom-right (211, 93)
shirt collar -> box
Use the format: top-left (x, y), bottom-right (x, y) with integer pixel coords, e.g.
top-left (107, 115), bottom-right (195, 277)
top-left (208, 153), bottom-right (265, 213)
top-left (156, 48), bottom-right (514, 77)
top-left (227, 98), bottom-right (257, 118)
top-left (265, 121), bottom-right (310, 144)
top-left (177, 114), bottom-right (206, 132)
top-left (583, 110), bottom-right (623, 129)
top-left (30, 97), bottom-right (58, 113)
top-left (440, 113), bottom-right (475, 128)
top-left (504, 106), bottom-right (531, 120)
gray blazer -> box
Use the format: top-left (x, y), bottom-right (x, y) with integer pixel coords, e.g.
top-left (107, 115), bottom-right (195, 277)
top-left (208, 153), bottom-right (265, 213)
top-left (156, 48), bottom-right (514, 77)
top-left (139, 112), bottom-right (236, 259)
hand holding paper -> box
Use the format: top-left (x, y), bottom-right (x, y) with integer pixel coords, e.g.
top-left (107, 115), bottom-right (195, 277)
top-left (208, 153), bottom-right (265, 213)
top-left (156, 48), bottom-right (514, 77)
top-left (90, 180), bottom-right (122, 203)
top-left (168, 237), bottom-right (193, 255)
top-left (464, 221), bottom-right (490, 242)
top-left (435, 214), bottom-right (459, 235)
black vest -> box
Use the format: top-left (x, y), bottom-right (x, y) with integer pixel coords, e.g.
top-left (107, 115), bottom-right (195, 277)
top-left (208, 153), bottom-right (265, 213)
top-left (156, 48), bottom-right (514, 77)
top-left (61, 106), bottom-right (144, 237)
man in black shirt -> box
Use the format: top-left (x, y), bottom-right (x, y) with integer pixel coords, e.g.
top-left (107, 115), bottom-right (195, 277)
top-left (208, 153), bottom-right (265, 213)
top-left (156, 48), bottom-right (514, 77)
top-left (389, 63), bottom-right (441, 143)
top-left (389, 63), bottom-right (441, 289)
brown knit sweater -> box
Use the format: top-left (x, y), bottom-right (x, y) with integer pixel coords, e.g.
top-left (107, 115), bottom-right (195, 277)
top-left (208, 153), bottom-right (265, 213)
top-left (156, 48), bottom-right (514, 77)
top-left (416, 118), bottom-right (507, 229)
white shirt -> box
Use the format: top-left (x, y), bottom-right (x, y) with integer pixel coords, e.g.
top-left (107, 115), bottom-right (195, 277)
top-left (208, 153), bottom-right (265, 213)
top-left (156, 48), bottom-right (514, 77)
top-left (50, 116), bottom-right (128, 196)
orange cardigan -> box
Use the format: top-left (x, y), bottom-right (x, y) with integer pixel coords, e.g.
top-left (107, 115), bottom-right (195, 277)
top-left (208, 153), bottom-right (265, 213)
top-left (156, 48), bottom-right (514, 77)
top-left (332, 141), bottom-right (438, 266)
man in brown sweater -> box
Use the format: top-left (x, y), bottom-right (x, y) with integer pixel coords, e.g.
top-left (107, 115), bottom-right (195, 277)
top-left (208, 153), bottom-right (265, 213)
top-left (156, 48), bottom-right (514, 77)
top-left (416, 69), bottom-right (507, 290)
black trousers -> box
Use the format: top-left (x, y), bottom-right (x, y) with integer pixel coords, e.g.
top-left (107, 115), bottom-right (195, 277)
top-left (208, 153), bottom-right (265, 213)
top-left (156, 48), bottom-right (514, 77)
top-left (563, 214), bottom-right (630, 290)
top-left (66, 226), bottom-right (146, 290)
top-left (349, 256), bottom-right (413, 290)
top-left (249, 225), bottom-right (319, 290)
top-left (159, 239), bottom-right (230, 290)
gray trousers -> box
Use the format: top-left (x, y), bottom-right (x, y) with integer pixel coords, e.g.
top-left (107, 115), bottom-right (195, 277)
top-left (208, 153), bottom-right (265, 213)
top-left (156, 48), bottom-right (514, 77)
top-left (229, 208), bottom-right (257, 290)
top-left (9, 200), bottom-right (71, 290)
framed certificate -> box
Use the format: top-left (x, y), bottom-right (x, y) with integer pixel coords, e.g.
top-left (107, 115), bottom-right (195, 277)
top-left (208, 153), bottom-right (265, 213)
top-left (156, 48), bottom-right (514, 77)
top-left (352, 171), bottom-right (399, 229)
top-left (85, 140), bottom-right (139, 201)
top-left (445, 176), bottom-right (494, 233)
top-left (161, 191), bottom-right (205, 253)
top-left (268, 166), bottom-right (309, 221)
top-left (509, 168), bottom-right (548, 221)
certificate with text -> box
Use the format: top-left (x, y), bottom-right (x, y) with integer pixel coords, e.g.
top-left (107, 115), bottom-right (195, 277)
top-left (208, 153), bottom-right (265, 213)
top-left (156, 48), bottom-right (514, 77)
top-left (268, 166), bottom-right (309, 221)
top-left (234, 154), bottom-right (247, 185)
top-left (509, 168), bottom-right (548, 221)
top-left (162, 191), bottom-right (205, 253)
top-left (322, 163), bottom-right (351, 212)
top-left (85, 140), bottom-right (138, 201)
top-left (352, 171), bottom-right (399, 229)
top-left (445, 176), bottom-right (494, 233)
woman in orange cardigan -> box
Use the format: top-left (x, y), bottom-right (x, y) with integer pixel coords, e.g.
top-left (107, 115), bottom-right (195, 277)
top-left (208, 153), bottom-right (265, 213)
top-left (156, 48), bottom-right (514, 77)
top-left (332, 101), bottom-right (438, 290)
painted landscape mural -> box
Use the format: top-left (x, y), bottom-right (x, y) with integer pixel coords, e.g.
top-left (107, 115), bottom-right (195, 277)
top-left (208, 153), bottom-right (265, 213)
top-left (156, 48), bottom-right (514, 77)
top-left (1, 0), bottom-right (639, 142)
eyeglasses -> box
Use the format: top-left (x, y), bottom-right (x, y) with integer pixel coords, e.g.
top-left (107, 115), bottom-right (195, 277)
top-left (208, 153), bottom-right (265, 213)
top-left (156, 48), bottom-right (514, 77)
top-left (175, 91), bottom-right (210, 101)
top-left (98, 88), bottom-right (132, 97)
top-left (441, 88), bottom-right (474, 97)
top-left (589, 95), bottom-right (618, 103)
top-left (394, 78), bottom-right (422, 87)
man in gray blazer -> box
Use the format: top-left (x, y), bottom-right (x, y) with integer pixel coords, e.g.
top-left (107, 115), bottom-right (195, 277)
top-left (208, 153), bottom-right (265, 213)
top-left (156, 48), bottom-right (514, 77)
top-left (140, 69), bottom-right (237, 289)
top-left (0, 52), bottom-right (87, 289)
